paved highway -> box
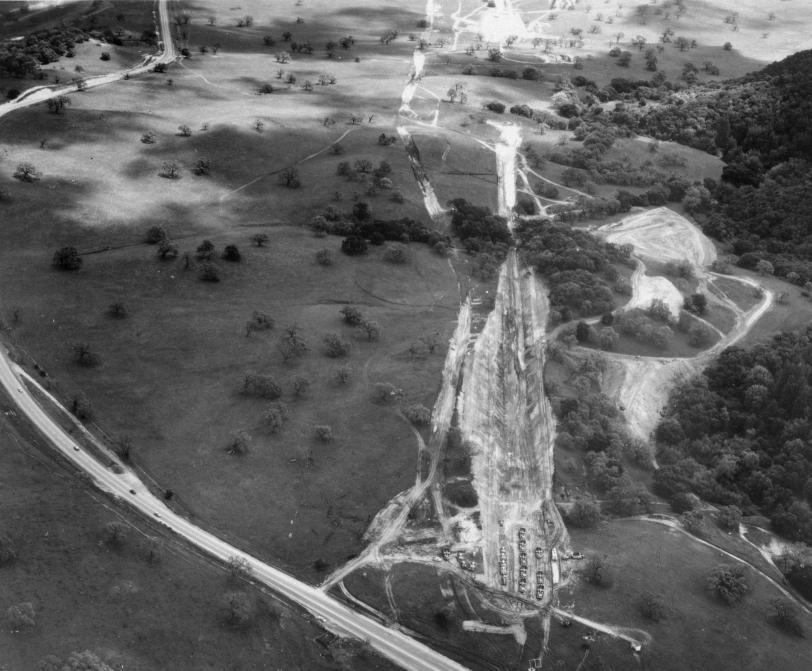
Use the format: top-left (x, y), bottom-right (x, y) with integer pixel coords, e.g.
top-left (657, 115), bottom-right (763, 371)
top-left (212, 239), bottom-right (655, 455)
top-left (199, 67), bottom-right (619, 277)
top-left (0, 3), bottom-right (469, 669)
top-left (2, 362), bottom-right (468, 671)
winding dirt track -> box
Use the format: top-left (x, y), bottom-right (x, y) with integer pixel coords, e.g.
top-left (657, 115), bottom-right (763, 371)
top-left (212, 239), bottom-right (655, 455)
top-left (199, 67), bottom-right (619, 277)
top-left (594, 209), bottom-right (775, 447)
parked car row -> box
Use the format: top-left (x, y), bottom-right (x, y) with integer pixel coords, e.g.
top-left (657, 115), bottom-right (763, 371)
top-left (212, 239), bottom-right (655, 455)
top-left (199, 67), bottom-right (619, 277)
top-left (517, 528), bottom-right (528, 593)
top-left (499, 545), bottom-right (508, 585)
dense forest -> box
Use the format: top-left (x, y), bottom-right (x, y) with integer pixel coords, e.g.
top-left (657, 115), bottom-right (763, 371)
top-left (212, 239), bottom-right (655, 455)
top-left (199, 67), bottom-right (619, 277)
top-left (625, 50), bottom-right (812, 282)
top-left (514, 219), bottom-right (633, 319)
top-left (655, 328), bottom-right (812, 543)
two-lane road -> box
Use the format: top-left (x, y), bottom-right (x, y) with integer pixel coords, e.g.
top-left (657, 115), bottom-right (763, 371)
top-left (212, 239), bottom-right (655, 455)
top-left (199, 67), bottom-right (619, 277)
top-left (2, 354), bottom-right (469, 671)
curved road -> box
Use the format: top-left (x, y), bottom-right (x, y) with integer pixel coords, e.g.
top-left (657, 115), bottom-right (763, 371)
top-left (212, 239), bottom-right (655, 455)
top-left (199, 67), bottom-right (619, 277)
top-left (0, 3), bottom-right (468, 670)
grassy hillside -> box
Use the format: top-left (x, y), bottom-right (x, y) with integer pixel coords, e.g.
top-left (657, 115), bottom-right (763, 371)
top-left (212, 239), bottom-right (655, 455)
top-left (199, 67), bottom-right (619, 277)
top-left (0, 388), bottom-right (395, 671)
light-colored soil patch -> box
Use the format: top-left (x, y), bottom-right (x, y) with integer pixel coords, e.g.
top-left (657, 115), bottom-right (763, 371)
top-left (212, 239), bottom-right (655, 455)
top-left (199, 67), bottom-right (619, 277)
top-left (599, 206), bottom-right (717, 269)
top-left (625, 273), bottom-right (683, 319)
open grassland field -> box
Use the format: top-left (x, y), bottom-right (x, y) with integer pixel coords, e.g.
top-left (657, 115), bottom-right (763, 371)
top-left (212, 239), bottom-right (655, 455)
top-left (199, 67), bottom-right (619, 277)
top-left (0, 73), bottom-right (430, 227)
top-left (342, 563), bottom-right (545, 671)
top-left (0, 393), bottom-right (395, 671)
top-left (603, 137), bottom-right (724, 181)
top-left (413, 130), bottom-right (500, 211)
top-left (0, 0), bottom-right (472, 582)
top-left (562, 519), bottom-right (812, 671)
top-left (1, 221), bottom-right (459, 581)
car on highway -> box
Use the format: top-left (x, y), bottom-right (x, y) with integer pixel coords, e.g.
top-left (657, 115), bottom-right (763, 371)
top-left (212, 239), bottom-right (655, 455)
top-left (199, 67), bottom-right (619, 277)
top-left (534, 546), bottom-right (543, 558)
top-left (519, 539), bottom-right (527, 551)
top-left (73, 445), bottom-right (79, 451)
top-left (571, 552), bottom-right (584, 560)
top-left (518, 527), bottom-right (526, 540)
top-left (536, 571), bottom-right (544, 582)
top-left (16, 386), bottom-right (22, 393)
top-left (535, 586), bottom-right (544, 600)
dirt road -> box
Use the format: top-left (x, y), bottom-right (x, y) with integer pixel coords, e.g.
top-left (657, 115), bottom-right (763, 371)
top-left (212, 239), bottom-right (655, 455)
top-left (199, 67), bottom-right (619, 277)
top-left (595, 208), bottom-right (774, 447)
top-left (0, 0), bottom-right (175, 121)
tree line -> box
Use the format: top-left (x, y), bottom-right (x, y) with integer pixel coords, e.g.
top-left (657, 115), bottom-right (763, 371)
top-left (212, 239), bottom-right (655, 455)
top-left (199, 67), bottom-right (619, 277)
top-left (655, 327), bottom-right (812, 544)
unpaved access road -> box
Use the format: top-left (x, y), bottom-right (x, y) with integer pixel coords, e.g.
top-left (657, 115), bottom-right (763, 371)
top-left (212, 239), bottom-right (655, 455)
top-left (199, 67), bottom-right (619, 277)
top-left (595, 208), bottom-right (774, 446)
top-left (0, 0), bottom-right (175, 122)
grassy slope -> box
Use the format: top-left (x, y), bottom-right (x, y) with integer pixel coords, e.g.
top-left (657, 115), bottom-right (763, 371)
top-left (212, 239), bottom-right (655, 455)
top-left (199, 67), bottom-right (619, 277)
top-left (561, 519), bottom-right (812, 671)
top-left (0, 392), bottom-right (395, 671)
top-left (0, 0), bottom-right (464, 582)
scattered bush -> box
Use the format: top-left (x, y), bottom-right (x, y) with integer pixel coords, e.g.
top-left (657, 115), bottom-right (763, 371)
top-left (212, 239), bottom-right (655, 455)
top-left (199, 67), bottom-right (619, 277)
top-left (242, 374), bottom-right (281, 399)
top-left (383, 245), bottom-right (408, 263)
top-left (193, 158), bottom-right (211, 176)
top-left (769, 598), bottom-right (804, 637)
top-left (14, 162), bottom-right (41, 182)
top-left (706, 564), bottom-right (749, 604)
top-left (315, 248), bottom-right (334, 266)
top-left (264, 402), bottom-right (289, 433)
top-left (583, 554), bottom-right (613, 588)
top-left (314, 425), bottom-right (333, 442)
top-left (0, 533), bottom-right (18, 565)
top-left (323, 333), bottom-right (349, 358)
top-left (221, 244), bottom-right (241, 262)
top-left (403, 403), bottom-right (431, 426)
top-left (357, 320), bottom-right (381, 342)
top-left (340, 306), bottom-right (364, 326)
top-left (372, 382), bottom-right (400, 404)
top-left (639, 591), bottom-right (667, 621)
top-left (199, 263), bottom-right (220, 282)
top-left (245, 311), bottom-right (274, 336)
top-left (333, 365), bottom-right (352, 384)
top-left (226, 430), bottom-right (251, 456)
top-left (293, 376), bottom-right (310, 398)
top-left (145, 226), bottom-right (167, 244)
top-left (52, 246), bottom-right (82, 271)
top-left (7, 602), bottom-right (35, 630)
top-left (341, 236), bottom-right (368, 255)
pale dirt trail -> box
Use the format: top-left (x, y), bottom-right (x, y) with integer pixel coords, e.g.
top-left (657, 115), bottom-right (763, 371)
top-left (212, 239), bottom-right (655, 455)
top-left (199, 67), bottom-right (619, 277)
top-left (219, 126), bottom-right (359, 202)
top-left (550, 607), bottom-right (650, 648)
top-left (634, 516), bottom-right (811, 616)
